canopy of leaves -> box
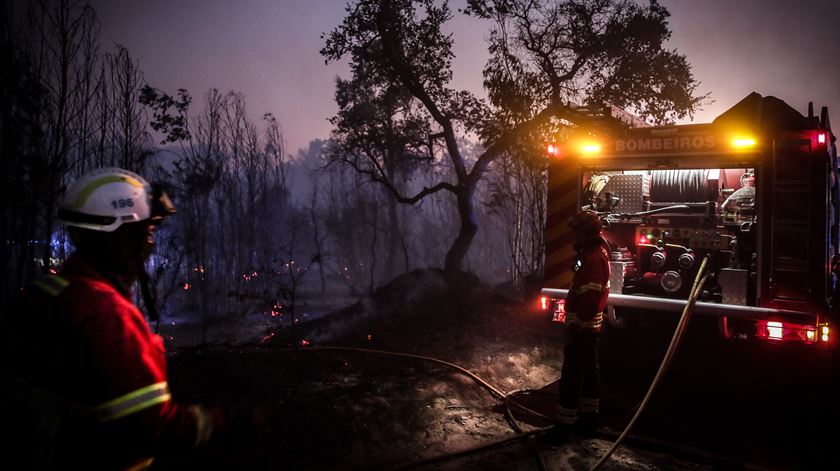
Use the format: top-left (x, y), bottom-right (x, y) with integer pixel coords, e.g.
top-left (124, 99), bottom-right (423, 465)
top-left (322, 0), bottom-right (489, 165)
top-left (322, 0), bottom-right (705, 270)
top-left (467, 0), bottom-right (705, 131)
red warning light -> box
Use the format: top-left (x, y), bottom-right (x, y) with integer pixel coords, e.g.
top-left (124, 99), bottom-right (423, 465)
top-left (818, 132), bottom-right (827, 144)
top-left (639, 234), bottom-right (648, 244)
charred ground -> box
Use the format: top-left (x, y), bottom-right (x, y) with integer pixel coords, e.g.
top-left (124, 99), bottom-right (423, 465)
top-left (153, 270), bottom-right (837, 470)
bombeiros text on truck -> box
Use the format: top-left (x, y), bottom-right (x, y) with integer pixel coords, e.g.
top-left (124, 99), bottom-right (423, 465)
top-left (540, 93), bottom-right (838, 354)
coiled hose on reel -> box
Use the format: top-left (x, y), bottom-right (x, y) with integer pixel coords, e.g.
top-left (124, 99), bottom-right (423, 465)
top-left (650, 170), bottom-right (708, 203)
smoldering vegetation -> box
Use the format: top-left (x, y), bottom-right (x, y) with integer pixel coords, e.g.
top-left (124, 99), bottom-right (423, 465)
top-left (0, 1), bottom-right (546, 345)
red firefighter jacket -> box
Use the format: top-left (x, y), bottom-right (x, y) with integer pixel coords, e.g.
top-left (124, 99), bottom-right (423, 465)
top-left (9, 254), bottom-right (212, 469)
top-left (565, 241), bottom-right (611, 332)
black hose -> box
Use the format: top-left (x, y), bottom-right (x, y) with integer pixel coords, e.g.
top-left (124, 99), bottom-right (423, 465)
top-left (286, 346), bottom-right (550, 471)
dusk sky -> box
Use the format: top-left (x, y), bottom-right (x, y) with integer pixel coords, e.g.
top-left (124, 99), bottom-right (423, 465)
top-left (89, 0), bottom-right (840, 155)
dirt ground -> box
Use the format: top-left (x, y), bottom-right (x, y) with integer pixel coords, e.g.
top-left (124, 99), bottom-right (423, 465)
top-left (150, 270), bottom-right (734, 470)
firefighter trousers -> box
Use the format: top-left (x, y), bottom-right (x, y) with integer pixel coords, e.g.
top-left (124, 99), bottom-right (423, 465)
top-left (555, 328), bottom-right (599, 425)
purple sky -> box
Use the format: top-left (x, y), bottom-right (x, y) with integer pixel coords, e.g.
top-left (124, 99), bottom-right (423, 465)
top-left (90, 0), bottom-right (840, 154)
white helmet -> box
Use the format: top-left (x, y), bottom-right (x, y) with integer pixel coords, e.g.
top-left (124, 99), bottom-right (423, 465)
top-left (58, 167), bottom-right (161, 232)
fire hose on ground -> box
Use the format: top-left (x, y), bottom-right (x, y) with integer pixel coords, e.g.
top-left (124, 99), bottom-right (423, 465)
top-left (281, 256), bottom-right (711, 470)
top-left (293, 345), bottom-right (549, 471)
top-left (588, 255), bottom-right (710, 471)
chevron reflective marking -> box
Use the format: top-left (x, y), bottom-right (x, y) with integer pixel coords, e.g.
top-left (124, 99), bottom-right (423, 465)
top-left (545, 231), bottom-right (576, 253)
top-left (545, 226), bottom-right (573, 248)
top-left (545, 258), bottom-right (576, 288)
top-left (545, 220), bottom-right (570, 242)
top-left (547, 173), bottom-right (579, 200)
top-left (544, 160), bottom-right (579, 290)
top-left (545, 244), bottom-right (577, 267)
top-left (546, 192), bottom-right (578, 220)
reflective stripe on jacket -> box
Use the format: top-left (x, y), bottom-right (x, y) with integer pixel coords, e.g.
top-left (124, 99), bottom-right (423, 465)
top-left (10, 254), bottom-right (209, 469)
top-left (565, 243), bottom-right (611, 332)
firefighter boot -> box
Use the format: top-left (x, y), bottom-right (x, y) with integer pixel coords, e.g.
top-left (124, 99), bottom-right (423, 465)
top-left (573, 412), bottom-right (600, 437)
top-left (538, 423), bottom-right (571, 446)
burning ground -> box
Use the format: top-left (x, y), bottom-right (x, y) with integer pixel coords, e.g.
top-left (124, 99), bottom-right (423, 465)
top-left (153, 270), bottom-right (720, 470)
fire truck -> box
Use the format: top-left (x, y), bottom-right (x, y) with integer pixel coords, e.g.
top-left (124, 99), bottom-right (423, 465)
top-left (540, 92), bottom-right (838, 353)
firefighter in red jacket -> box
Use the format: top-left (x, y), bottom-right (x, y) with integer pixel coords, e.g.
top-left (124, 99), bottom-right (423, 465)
top-left (542, 210), bottom-right (610, 444)
top-left (7, 168), bottom-right (218, 469)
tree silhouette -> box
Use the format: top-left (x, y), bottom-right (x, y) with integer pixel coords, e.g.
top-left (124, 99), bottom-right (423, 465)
top-left (323, 0), bottom-right (704, 271)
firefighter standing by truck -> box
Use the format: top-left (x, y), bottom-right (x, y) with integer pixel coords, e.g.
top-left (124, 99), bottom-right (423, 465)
top-left (542, 210), bottom-right (611, 444)
top-left (5, 168), bottom-right (220, 470)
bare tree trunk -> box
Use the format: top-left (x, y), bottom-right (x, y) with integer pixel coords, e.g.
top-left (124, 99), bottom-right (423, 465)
top-left (444, 184), bottom-right (478, 272)
top-left (368, 202), bottom-right (379, 293)
top-left (383, 191), bottom-right (402, 280)
top-left (308, 187), bottom-right (327, 294)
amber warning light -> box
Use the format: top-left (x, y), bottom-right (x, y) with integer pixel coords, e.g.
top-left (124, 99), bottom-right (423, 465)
top-left (580, 142), bottom-right (602, 155)
top-left (730, 136), bottom-right (757, 149)
top-left (547, 141), bottom-right (602, 157)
